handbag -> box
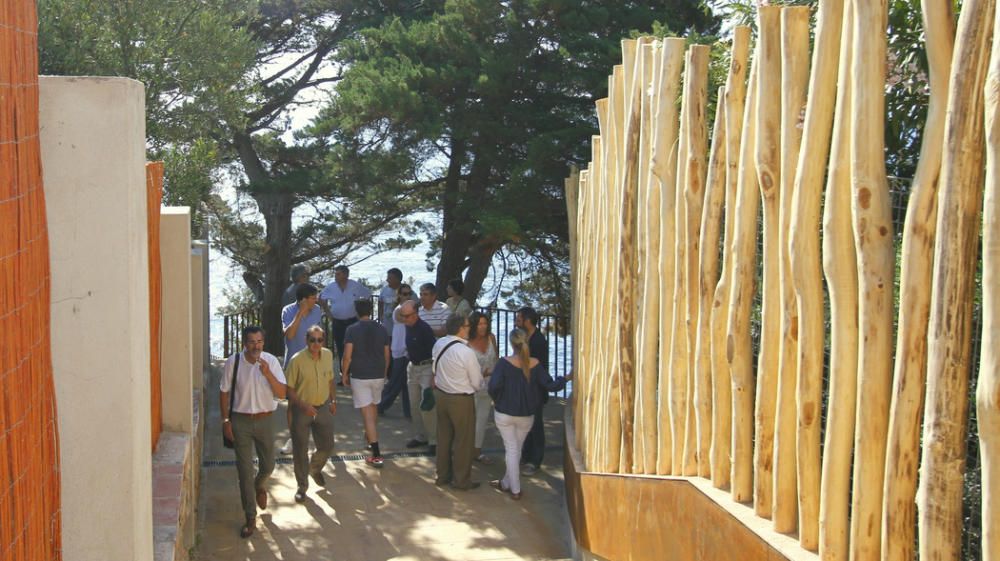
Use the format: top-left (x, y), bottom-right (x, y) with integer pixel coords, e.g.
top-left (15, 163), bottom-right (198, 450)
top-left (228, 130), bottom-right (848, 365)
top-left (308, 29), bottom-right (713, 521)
top-left (223, 354), bottom-right (239, 449)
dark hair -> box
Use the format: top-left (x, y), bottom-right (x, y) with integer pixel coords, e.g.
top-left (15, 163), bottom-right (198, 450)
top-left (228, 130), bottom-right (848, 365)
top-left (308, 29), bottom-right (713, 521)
top-left (241, 325), bottom-right (264, 344)
top-left (517, 306), bottom-right (540, 327)
top-left (354, 298), bottom-right (374, 317)
top-left (467, 311), bottom-right (491, 342)
top-left (445, 312), bottom-right (469, 335)
top-left (291, 264), bottom-right (310, 281)
top-left (419, 282), bottom-right (437, 295)
top-left (335, 264), bottom-right (350, 275)
top-left (447, 278), bottom-right (465, 295)
top-left (295, 282), bottom-right (318, 302)
top-left (397, 283), bottom-right (414, 298)
top-left (387, 268), bottom-right (403, 281)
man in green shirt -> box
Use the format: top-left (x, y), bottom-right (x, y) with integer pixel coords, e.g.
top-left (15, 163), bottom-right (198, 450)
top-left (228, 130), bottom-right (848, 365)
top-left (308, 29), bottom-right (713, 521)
top-left (285, 325), bottom-right (338, 503)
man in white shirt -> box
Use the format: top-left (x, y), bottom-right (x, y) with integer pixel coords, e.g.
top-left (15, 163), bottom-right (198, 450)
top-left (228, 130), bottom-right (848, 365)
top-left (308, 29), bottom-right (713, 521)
top-left (378, 267), bottom-right (403, 335)
top-left (379, 284), bottom-right (415, 418)
top-left (220, 325), bottom-right (287, 539)
top-left (319, 265), bottom-right (371, 370)
top-left (432, 313), bottom-right (484, 490)
top-left (417, 282), bottom-right (450, 337)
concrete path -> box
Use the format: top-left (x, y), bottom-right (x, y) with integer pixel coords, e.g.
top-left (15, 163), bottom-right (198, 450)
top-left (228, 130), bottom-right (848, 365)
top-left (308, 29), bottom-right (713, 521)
top-left (194, 362), bottom-right (573, 561)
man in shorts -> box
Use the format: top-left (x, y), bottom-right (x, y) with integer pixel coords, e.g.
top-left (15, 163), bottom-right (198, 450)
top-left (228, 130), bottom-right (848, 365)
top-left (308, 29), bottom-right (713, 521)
top-left (341, 298), bottom-right (390, 467)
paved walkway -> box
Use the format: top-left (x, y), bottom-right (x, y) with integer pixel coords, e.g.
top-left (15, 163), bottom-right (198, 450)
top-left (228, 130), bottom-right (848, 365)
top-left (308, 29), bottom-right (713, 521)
top-left (194, 362), bottom-right (573, 561)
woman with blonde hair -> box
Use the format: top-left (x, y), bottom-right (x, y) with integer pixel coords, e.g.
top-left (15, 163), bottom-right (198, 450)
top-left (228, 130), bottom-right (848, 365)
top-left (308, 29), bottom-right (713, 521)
top-left (487, 328), bottom-right (570, 499)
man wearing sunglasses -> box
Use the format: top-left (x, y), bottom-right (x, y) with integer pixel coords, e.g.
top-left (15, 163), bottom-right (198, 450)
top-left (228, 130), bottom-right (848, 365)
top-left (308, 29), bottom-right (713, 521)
top-left (284, 325), bottom-right (337, 503)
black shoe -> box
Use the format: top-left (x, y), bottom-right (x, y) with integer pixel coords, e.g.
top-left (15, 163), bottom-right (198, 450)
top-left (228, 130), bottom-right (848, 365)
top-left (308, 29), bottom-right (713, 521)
top-left (310, 469), bottom-right (326, 487)
top-left (405, 438), bottom-right (429, 448)
top-left (294, 490), bottom-right (306, 503)
top-left (451, 481), bottom-right (481, 491)
top-left (428, 445), bottom-right (437, 456)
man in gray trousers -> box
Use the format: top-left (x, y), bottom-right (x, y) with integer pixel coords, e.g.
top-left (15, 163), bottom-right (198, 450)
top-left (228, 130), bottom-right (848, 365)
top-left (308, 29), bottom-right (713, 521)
top-left (220, 325), bottom-right (287, 538)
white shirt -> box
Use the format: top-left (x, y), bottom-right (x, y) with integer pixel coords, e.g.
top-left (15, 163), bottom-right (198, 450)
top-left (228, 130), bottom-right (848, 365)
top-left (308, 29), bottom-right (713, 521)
top-left (390, 305), bottom-right (408, 358)
top-left (380, 285), bottom-right (397, 333)
top-left (220, 351), bottom-right (286, 414)
top-left (418, 300), bottom-right (451, 333)
top-left (320, 279), bottom-right (371, 320)
top-left (432, 335), bottom-right (483, 394)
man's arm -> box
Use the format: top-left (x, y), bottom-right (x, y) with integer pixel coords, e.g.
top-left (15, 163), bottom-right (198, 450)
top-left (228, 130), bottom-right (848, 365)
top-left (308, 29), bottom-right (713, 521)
top-left (383, 344), bottom-right (390, 378)
top-left (463, 349), bottom-right (484, 390)
top-left (259, 358), bottom-right (287, 399)
top-left (220, 390), bottom-right (234, 442)
top-left (283, 304), bottom-right (309, 341)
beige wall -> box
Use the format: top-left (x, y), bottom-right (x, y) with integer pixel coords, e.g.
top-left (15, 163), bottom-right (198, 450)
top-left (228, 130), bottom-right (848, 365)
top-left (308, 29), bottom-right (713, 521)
top-left (161, 207), bottom-right (193, 433)
top-left (40, 76), bottom-right (153, 561)
top-left (191, 241), bottom-right (208, 388)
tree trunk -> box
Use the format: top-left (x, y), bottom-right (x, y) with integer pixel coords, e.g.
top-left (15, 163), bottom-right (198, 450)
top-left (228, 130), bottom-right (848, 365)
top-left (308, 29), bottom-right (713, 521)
top-left (253, 190), bottom-right (296, 356)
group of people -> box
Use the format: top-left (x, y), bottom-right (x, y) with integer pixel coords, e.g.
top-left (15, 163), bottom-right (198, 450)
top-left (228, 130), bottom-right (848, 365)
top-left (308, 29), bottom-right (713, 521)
top-left (220, 265), bottom-right (570, 538)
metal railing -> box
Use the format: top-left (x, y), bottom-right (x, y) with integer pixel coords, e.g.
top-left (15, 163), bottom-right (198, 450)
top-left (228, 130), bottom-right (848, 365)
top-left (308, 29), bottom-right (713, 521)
top-left (220, 297), bottom-right (573, 397)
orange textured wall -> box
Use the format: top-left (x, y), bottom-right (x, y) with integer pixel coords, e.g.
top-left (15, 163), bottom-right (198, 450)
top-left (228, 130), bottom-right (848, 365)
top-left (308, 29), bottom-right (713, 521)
top-left (0, 1), bottom-right (62, 560)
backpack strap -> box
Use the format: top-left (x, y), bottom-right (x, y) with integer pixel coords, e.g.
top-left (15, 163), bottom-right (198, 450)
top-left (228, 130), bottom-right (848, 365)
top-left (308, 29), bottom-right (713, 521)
top-left (229, 353), bottom-right (240, 413)
top-left (433, 340), bottom-right (464, 376)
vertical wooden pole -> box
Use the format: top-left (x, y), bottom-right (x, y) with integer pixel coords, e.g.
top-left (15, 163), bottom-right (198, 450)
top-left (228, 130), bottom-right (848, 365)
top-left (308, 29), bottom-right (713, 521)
top-left (727, 51), bottom-right (760, 503)
top-left (819, 3), bottom-right (858, 559)
top-left (880, 0), bottom-right (954, 559)
top-left (654, 38), bottom-right (687, 475)
top-left (695, 86), bottom-right (727, 479)
top-left (671, 49), bottom-right (692, 475)
top-left (773, 6), bottom-right (810, 533)
top-left (789, 0), bottom-right (846, 551)
top-left (917, 0), bottom-right (994, 556)
top-left (849, 0), bottom-right (895, 557)
top-left (979, 8), bottom-right (1000, 554)
top-left (755, 5), bottom-right (782, 518)
top-left (567, 165), bottom-right (582, 453)
top-left (633, 41), bottom-right (659, 475)
top-left (682, 44), bottom-right (710, 476)
top-left (585, 128), bottom-right (605, 469)
top-left (712, 26), bottom-right (751, 489)
top-left (604, 63), bottom-right (625, 473)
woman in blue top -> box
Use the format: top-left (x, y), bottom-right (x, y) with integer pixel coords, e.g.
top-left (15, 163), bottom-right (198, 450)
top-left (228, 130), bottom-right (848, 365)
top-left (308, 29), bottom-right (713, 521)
top-left (487, 328), bottom-right (570, 499)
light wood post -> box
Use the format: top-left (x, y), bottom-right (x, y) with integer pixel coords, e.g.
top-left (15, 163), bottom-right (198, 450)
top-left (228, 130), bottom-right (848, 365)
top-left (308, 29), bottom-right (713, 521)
top-left (917, 0), bottom-right (994, 556)
top-left (773, 6), bottom-right (810, 533)
top-left (633, 41), bottom-right (660, 474)
top-left (880, 0), bottom-right (954, 559)
top-left (682, 44), bottom-right (711, 476)
top-left (788, 0), bottom-right (846, 551)
top-left (849, 0), bottom-right (895, 558)
top-left (711, 25), bottom-right (751, 490)
top-left (819, 2), bottom-right (858, 559)
top-left (755, 5), bottom-right (782, 518)
top-left (654, 38), bottom-right (687, 475)
top-left (695, 86), bottom-right (727, 479)
top-left (604, 64), bottom-right (625, 473)
top-left (727, 51), bottom-right (760, 503)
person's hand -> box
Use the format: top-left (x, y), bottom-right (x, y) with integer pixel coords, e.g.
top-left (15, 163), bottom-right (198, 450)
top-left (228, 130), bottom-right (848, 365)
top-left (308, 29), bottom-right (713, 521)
top-left (343, 376), bottom-right (351, 388)
top-left (303, 404), bottom-right (317, 417)
top-left (328, 401), bottom-right (337, 415)
top-left (298, 305), bottom-right (311, 319)
top-left (564, 371), bottom-right (574, 381)
top-left (223, 421), bottom-right (234, 443)
top-left (259, 360), bottom-right (272, 377)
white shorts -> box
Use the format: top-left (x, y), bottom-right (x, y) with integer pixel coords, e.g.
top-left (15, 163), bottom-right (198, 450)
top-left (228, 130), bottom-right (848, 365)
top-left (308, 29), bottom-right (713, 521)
top-left (350, 378), bottom-right (386, 408)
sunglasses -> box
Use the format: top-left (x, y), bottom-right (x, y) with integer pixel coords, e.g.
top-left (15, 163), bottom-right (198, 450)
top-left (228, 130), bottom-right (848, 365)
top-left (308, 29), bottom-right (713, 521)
top-left (399, 292), bottom-right (412, 297)
top-left (307, 337), bottom-right (324, 343)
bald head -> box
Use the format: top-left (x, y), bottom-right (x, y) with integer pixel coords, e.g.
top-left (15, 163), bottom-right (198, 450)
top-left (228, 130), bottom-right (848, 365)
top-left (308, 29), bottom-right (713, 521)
top-left (399, 300), bottom-right (419, 326)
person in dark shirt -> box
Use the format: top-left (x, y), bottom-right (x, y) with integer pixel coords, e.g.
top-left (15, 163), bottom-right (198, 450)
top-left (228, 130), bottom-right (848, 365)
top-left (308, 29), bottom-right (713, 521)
top-left (488, 328), bottom-right (568, 499)
top-left (399, 300), bottom-right (438, 452)
top-left (342, 299), bottom-right (390, 467)
top-left (516, 306), bottom-right (549, 475)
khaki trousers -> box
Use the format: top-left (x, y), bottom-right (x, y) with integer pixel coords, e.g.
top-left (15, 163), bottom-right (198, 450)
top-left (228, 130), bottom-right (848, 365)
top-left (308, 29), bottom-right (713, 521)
top-left (407, 362), bottom-right (437, 444)
top-left (434, 390), bottom-right (475, 488)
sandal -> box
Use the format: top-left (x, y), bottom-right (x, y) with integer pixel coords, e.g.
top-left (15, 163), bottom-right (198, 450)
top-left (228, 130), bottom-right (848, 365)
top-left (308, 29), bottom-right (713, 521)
top-left (365, 455), bottom-right (385, 468)
top-left (489, 479), bottom-right (509, 492)
top-left (510, 491), bottom-right (522, 500)
top-left (475, 454), bottom-right (494, 465)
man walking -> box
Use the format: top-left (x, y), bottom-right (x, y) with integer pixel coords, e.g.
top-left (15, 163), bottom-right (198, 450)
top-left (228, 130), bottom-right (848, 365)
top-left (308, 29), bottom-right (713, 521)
top-left (279, 283), bottom-right (323, 455)
top-left (342, 299), bottom-right (390, 467)
top-left (284, 325), bottom-right (337, 503)
top-left (379, 267), bottom-right (403, 334)
top-left (220, 326), bottom-right (287, 538)
top-left (417, 282), bottom-right (450, 337)
top-left (399, 300), bottom-right (438, 453)
top-left (432, 313), bottom-right (484, 490)
top-left (379, 284), bottom-right (416, 417)
top-left (516, 306), bottom-right (549, 476)
top-left (319, 265), bottom-right (371, 376)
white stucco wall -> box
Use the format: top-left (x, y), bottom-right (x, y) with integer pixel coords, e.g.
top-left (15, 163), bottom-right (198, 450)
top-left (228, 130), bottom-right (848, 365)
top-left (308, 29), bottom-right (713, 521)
top-left (40, 76), bottom-right (153, 561)
top-left (191, 241), bottom-right (208, 388)
top-left (161, 207), bottom-right (193, 432)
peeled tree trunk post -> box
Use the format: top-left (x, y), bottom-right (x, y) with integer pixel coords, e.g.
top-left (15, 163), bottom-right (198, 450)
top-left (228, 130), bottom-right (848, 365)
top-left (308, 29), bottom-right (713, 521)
top-left (917, 0), bottom-right (994, 557)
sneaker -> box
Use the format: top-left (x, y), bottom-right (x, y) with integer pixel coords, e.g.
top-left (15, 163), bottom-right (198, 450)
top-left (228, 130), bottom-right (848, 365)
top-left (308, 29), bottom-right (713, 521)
top-left (310, 469), bottom-right (326, 487)
top-left (365, 455), bottom-right (385, 468)
top-left (521, 464), bottom-right (539, 476)
top-left (279, 438), bottom-right (293, 455)
top-left (405, 438), bottom-right (429, 448)
top-left (294, 489), bottom-right (307, 503)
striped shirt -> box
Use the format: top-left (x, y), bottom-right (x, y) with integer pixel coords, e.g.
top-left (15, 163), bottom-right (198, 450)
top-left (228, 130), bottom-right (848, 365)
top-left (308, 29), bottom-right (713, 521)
top-left (418, 300), bottom-right (450, 334)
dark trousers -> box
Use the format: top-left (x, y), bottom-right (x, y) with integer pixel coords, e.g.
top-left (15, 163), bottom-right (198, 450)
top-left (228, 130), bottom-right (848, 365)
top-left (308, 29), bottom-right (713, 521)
top-left (331, 317), bottom-right (357, 358)
top-left (521, 405), bottom-right (545, 467)
top-left (379, 356), bottom-right (410, 417)
top-left (290, 404), bottom-right (336, 491)
top-left (435, 390), bottom-right (475, 488)
top-left (232, 412), bottom-right (276, 520)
